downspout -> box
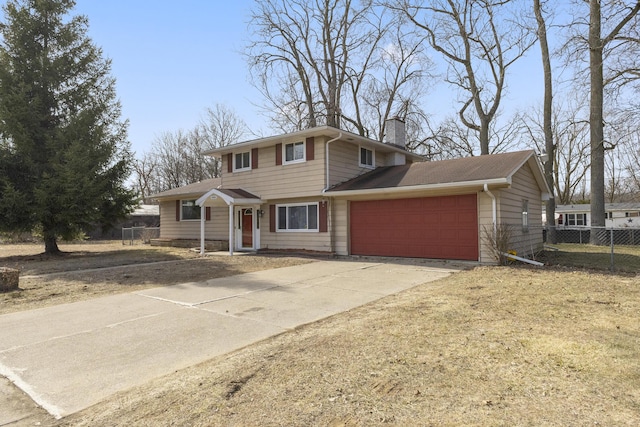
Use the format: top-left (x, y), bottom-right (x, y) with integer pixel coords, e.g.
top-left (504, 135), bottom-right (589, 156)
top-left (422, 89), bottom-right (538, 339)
top-left (323, 132), bottom-right (343, 192)
top-left (323, 132), bottom-right (342, 255)
top-left (484, 183), bottom-right (497, 238)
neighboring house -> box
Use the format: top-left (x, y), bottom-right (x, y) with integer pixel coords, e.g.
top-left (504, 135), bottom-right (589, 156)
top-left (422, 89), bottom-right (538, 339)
top-left (555, 203), bottom-right (640, 228)
top-left (151, 119), bottom-right (550, 263)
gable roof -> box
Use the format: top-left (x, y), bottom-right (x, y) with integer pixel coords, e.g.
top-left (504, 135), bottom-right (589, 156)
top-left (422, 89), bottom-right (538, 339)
top-left (326, 150), bottom-right (549, 196)
top-left (151, 178), bottom-right (222, 199)
top-left (196, 188), bottom-right (262, 207)
top-left (203, 125), bottom-right (424, 162)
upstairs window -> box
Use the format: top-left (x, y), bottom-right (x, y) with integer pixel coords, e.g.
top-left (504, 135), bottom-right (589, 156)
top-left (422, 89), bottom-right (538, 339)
top-left (359, 147), bottom-right (374, 168)
top-left (181, 199), bottom-right (200, 220)
top-left (284, 141), bottom-right (305, 164)
top-left (234, 151), bottom-right (251, 171)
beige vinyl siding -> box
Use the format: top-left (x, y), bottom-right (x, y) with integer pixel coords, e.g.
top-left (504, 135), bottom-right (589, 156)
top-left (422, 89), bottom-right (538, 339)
top-left (158, 200), bottom-right (228, 240)
top-left (477, 191), bottom-right (497, 263)
top-left (222, 138), bottom-right (326, 199)
top-left (260, 197), bottom-right (332, 252)
top-left (496, 163), bottom-right (544, 256)
top-left (332, 198), bottom-right (349, 255)
top-left (328, 142), bottom-right (379, 187)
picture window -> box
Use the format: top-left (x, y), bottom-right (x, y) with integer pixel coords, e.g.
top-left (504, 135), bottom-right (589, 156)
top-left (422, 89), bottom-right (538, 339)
top-left (181, 199), bottom-right (200, 221)
top-left (276, 203), bottom-right (318, 231)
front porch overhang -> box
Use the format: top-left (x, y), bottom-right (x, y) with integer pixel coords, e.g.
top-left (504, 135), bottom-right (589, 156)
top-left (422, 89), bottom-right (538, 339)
top-left (195, 188), bottom-right (262, 256)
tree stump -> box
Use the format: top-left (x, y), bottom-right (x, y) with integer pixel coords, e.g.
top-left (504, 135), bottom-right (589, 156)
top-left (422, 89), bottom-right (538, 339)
top-left (0, 267), bottom-right (20, 292)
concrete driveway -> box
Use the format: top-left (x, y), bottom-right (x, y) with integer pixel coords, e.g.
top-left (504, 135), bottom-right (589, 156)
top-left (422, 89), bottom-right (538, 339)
top-left (0, 258), bottom-right (462, 421)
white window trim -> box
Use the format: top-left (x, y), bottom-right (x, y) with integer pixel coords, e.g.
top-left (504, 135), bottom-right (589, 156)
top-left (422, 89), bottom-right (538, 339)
top-left (566, 213), bottom-right (587, 226)
top-left (283, 141), bottom-right (306, 165)
top-left (359, 146), bottom-right (375, 169)
top-left (233, 151), bottom-right (251, 172)
top-left (276, 202), bottom-right (319, 232)
top-left (181, 199), bottom-right (201, 221)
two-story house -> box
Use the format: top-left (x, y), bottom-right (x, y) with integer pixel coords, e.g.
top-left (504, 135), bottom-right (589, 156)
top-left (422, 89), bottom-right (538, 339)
top-left (152, 119), bottom-right (550, 263)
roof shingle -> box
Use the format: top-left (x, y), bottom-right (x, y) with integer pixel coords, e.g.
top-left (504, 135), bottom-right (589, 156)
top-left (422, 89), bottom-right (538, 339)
top-left (151, 178), bottom-right (222, 199)
top-left (327, 150), bottom-right (535, 192)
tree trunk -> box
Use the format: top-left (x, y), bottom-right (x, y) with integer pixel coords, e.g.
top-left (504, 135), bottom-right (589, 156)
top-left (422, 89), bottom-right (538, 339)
top-left (479, 117), bottom-right (490, 155)
top-left (534, 0), bottom-right (556, 243)
top-left (44, 234), bottom-right (60, 255)
top-left (589, 0), bottom-right (606, 244)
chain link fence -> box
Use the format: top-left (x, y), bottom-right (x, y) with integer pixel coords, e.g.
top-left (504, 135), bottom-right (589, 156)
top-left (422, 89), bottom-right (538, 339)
top-left (121, 227), bottom-right (160, 245)
top-left (541, 226), bottom-right (639, 273)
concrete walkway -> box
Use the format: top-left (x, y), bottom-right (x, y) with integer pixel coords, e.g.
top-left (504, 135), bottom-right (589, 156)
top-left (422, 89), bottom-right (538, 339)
top-left (0, 259), bottom-right (462, 422)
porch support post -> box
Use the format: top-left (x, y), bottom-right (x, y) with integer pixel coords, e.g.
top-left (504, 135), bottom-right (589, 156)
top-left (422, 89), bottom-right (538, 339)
top-left (200, 204), bottom-right (206, 255)
top-left (228, 203), bottom-right (234, 256)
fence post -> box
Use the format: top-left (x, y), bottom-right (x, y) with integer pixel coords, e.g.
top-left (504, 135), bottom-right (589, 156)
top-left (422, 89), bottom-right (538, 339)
top-left (610, 228), bottom-right (614, 272)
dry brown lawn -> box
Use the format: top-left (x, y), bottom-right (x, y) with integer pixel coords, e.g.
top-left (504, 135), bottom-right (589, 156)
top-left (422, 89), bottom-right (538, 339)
top-left (1, 243), bottom-right (639, 426)
top-left (0, 241), bottom-right (310, 314)
top-left (65, 268), bottom-right (640, 426)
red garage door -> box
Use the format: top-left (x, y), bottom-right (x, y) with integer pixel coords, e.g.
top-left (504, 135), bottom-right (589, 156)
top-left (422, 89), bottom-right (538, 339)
top-left (350, 194), bottom-right (478, 261)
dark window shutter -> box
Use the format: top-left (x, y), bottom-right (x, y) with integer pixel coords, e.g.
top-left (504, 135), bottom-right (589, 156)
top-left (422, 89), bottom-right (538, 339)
top-left (205, 207), bottom-right (211, 221)
top-left (227, 153), bottom-right (233, 173)
top-left (319, 201), bottom-right (328, 232)
top-left (251, 148), bottom-right (259, 169)
top-left (175, 200), bottom-right (180, 221)
top-left (269, 204), bottom-right (276, 232)
top-left (275, 143), bottom-right (282, 165)
top-left (306, 137), bottom-right (315, 160)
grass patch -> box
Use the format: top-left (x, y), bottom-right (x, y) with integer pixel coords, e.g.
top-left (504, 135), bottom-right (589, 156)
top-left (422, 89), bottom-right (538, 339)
top-left (545, 243), bottom-right (640, 273)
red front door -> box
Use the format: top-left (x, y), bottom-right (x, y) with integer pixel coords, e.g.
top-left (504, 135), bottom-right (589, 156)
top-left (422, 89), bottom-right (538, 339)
top-left (242, 209), bottom-right (253, 248)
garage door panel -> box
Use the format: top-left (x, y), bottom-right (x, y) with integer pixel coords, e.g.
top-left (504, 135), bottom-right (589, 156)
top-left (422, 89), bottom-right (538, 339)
top-left (350, 194), bottom-right (478, 261)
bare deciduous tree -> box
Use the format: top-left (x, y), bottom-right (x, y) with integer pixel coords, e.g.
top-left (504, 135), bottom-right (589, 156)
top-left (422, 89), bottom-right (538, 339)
top-left (589, 0), bottom-right (640, 239)
top-left (247, 0), bottom-right (431, 142)
top-left (533, 0), bottom-right (556, 240)
top-left (133, 104), bottom-right (247, 195)
top-left (424, 111), bottom-right (524, 159)
top-left (522, 98), bottom-right (590, 205)
top-left (132, 153), bottom-right (158, 203)
top-left (197, 103), bottom-right (248, 178)
top-left (394, 0), bottom-right (536, 154)
top-left (604, 112), bottom-right (640, 202)
top-left (562, 0), bottom-right (640, 240)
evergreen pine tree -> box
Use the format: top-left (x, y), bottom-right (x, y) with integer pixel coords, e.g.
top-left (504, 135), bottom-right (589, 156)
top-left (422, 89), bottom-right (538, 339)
top-left (0, 0), bottom-right (136, 254)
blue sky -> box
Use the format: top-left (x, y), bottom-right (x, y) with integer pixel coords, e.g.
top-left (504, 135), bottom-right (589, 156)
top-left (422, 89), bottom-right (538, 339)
top-left (73, 0), bottom-right (553, 157)
top-left (74, 0), bottom-right (264, 156)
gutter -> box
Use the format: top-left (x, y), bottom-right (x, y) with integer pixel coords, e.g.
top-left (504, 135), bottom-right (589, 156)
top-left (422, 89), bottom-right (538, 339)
top-left (325, 178), bottom-right (508, 198)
